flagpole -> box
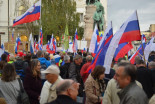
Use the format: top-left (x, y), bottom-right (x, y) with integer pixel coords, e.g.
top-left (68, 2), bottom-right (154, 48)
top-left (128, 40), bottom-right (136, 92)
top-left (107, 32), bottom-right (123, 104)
top-left (136, 10), bottom-right (146, 64)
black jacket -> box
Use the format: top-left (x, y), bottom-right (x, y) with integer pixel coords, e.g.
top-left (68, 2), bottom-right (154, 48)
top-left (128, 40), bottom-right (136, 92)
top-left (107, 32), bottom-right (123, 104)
top-left (136, 66), bottom-right (154, 98)
top-left (48, 95), bottom-right (80, 104)
top-left (59, 63), bottom-right (70, 79)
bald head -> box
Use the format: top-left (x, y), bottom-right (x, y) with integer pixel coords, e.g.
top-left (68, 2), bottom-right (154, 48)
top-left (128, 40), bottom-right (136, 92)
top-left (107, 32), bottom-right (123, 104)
top-left (56, 79), bottom-right (73, 95)
top-left (56, 79), bottom-right (79, 100)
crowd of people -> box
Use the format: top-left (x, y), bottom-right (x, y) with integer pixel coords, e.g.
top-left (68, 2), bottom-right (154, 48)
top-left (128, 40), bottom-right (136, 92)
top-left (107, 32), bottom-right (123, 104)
top-left (0, 50), bottom-right (155, 104)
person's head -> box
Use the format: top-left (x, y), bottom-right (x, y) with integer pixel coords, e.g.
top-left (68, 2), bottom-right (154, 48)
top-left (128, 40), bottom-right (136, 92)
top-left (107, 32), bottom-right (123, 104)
top-left (24, 53), bottom-right (31, 62)
top-left (31, 59), bottom-right (41, 77)
top-left (86, 55), bottom-right (92, 62)
top-left (1, 64), bottom-right (16, 82)
top-left (114, 62), bottom-right (136, 89)
top-left (41, 65), bottom-right (60, 84)
top-left (74, 55), bottom-right (82, 65)
top-left (135, 59), bottom-right (145, 68)
top-left (50, 54), bottom-right (54, 60)
top-left (148, 61), bottom-right (155, 69)
top-left (37, 50), bottom-right (44, 58)
top-left (44, 52), bottom-right (50, 60)
top-left (1, 54), bottom-right (7, 62)
top-left (56, 79), bottom-right (79, 101)
top-left (64, 55), bottom-right (70, 63)
top-left (17, 52), bottom-right (25, 60)
top-left (135, 56), bottom-right (141, 64)
top-left (91, 65), bottom-right (105, 80)
top-left (117, 57), bottom-right (126, 64)
top-left (9, 54), bottom-right (15, 62)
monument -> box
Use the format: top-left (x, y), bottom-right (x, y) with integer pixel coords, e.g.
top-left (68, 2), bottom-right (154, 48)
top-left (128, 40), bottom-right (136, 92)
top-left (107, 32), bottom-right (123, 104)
top-left (84, 0), bottom-right (107, 47)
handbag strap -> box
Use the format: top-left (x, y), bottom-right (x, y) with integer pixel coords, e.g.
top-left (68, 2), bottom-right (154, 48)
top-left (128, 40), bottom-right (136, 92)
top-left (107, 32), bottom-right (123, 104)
top-left (17, 78), bottom-right (24, 93)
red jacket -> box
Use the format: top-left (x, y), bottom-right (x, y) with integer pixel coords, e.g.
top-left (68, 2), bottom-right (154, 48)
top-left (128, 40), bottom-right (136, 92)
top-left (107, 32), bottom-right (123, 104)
top-left (80, 62), bottom-right (91, 83)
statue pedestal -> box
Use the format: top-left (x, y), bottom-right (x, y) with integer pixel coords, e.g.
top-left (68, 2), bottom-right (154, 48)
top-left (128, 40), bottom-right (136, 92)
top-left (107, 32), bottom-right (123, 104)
top-left (84, 5), bottom-right (96, 48)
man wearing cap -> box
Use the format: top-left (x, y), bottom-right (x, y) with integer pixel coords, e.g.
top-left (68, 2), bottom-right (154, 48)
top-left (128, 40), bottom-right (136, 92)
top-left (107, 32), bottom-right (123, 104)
top-left (40, 65), bottom-right (63, 104)
top-left (14, 52), bottom-right (25, 70)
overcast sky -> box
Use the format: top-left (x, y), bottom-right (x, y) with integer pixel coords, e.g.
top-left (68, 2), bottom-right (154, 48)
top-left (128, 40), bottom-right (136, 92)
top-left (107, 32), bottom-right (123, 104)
top-left (107, 0), bottom-right (155, 32)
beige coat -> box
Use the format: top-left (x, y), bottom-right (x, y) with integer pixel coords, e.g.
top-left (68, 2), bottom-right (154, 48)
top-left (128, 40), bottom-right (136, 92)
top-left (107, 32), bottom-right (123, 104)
top-left (149, 94), bottom-right (155, 104)
top-left (85, 74), bottom-right (105, 104)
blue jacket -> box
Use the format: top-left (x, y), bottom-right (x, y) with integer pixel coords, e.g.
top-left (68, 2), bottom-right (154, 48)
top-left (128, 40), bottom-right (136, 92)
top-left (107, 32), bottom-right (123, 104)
top-left (38, 57), bottom-right (51, 68)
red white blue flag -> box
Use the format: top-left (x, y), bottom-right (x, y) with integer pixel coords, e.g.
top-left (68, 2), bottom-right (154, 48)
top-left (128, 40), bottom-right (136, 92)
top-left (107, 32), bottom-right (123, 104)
top-left (15, 36), bottom-right (21, 53)
top-left (13, 0), bottom-right (41, 27)
top-left (73, 29), bottom-right (78, 53)
top-left (85, 22), bottom-right (113, 73)
top-left (103, 11), bottom-right (141, 74)
top-left (89, 25), bottom-right (100, 54)
top-left (114, 42), bottom-right (133, 61)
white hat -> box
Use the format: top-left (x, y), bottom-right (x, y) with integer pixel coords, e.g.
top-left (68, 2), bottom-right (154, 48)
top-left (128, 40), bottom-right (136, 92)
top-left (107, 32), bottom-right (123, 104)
top-left (41, 65), bottom-right (60, 75)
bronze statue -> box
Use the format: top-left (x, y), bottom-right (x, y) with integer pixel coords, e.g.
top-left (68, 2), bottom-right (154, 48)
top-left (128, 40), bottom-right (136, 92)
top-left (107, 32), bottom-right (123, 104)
top-left (93, 0), bottom-right (104, 31)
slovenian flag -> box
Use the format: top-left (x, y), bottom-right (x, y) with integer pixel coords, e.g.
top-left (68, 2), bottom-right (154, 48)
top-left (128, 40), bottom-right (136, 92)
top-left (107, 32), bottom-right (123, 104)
top-left (89, 25), bottom-right (100, 54)
top-left (85, 22), bottom-right (113, 73)
top-left (72, 29), bottom-right (78, 53)
top-left (15, 37), bottom-right (21, 53)
top-left (13, 0), bottom-right (41, 27)
top-left (114, 42), bottom-right (133, 61)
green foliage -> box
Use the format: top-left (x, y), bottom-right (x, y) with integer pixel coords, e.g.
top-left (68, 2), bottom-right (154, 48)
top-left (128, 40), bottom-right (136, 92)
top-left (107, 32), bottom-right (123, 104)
top-left (41, 0), bottom-right (83, 44)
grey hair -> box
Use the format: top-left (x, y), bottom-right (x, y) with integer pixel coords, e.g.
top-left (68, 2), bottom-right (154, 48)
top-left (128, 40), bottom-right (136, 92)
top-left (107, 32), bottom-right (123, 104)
top-left (64, 55), bottom-right (70, 63)
top-left (86, 55), bottom-right (92, 62)
top-left (56, 80), bottom-right (73, 95)
top-left (148, 61), bottom-right (155, 69)
top-left (73, 54), bottom-right (82, 61)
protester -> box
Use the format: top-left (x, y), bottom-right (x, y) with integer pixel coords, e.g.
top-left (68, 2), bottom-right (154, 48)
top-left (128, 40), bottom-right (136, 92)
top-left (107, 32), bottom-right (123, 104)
top-left (136, 59), bottom-right (154, 98)
top-left (80, 55), bottom-right (92, 83)
top-left (59, 55), bottom-right (70, 79)
top-left (148, 61), bottom-right (155, 97)
top-left (0, 64), bottom-right (20, 104)
top-left (85, 65), bottom-right (106, 104)
top-left (23, 59), bottom-right (42, 104)
top-left (14, 52), bottom-right (25, 70)
top-left (69, 54), bottom-right (84, 102)
top-left (102, 63), bottom-right (143, 104)
top-left (1, 53), bottom-right (7, 63)
top-left (37, 50), bottom-right (51, 83)
top-left (50, 54), bottom-right (56, 65)
top-left (40, 65), bottom-right (63, 104)
top-left (8, 54), bottom-right (15, 64)
top-left (114, 62), bottom-right (148, 104)
top-left (48, 79), bottom-right (80, 104)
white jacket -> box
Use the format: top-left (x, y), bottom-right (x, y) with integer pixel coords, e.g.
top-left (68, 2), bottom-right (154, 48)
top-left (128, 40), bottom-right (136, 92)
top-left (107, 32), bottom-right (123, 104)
top-left (40, 76), bottom-right (63, 104)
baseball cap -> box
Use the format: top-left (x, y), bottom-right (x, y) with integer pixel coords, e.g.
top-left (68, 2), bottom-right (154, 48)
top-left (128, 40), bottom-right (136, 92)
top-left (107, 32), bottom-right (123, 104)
top-left (41, 65), bottom-right (60, 75)
top-left (17, 52), bottom-right (26, 57)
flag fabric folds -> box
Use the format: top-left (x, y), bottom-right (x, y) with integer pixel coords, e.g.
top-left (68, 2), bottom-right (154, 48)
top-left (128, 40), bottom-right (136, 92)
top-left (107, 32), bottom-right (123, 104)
top-left (13, 0), bottom-right (41, 27)
top-left (29, 33), bottom-right (34, 53)
top-left (89, 25), bottom-right (100, 54)
top-left (144, 37), bottom-right (155, 62)
top-left (129, 34), bottom-right (146, 64)
top-left (119, 12), bottom-right (141, 44)
top-left (73, 29), bottom-right (78, 53)
top-left (104, 11), bottom-right (140, 74)
top-left (15, 37), bottom-right (21, 53)
top-left (114, 42), bottom-right (133, 61)
top-left (12, 29), bottom-right (14, 41)
top-left (85, 22), bottom-right (113, 73)
top-left (40, 27), bottom-right (43, 46)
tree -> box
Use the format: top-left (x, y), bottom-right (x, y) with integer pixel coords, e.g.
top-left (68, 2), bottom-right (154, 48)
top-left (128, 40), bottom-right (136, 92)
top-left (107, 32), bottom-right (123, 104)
top-left (41, 0), bottom-right (83, 44)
